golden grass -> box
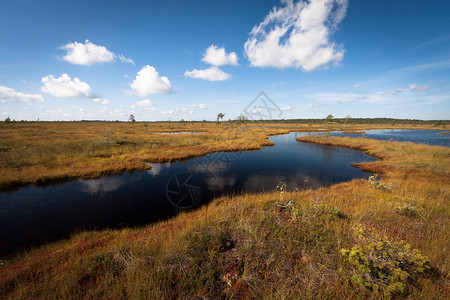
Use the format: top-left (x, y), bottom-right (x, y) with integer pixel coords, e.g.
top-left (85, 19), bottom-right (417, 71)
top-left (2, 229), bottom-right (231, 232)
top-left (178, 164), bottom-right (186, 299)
top-left (0, 121), bottom-right (446, 190)
top-left (0, 122), bottom-right (289, 189)
top-left (1, 133), bottom-right (449, 298)
top-left (297, 135), bottom-right (450, 177)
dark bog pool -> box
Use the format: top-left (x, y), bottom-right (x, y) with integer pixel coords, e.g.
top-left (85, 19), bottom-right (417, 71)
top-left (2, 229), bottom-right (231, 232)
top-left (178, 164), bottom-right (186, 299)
top-left (326, 129), bottom-right (449, 147)
top-left (0, 132), bottom-right (376, 257)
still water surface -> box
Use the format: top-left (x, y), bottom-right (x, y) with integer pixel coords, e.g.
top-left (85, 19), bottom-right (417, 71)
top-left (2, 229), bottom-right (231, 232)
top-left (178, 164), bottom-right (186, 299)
top-left (1, 132), bottom-right (377, 256)
top-left (325, 129), bottom-right (449, 147)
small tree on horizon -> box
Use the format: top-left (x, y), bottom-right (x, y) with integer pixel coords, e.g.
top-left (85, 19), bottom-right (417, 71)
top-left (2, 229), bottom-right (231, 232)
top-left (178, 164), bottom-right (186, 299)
top-left (236, 114), bottom-right (248, 131)
top-left (217, 113), bottom-right (225, 124)
top-left (129, 114), bottom-right (136, 122)
top-left (345, 115), bottom-right (352, 125)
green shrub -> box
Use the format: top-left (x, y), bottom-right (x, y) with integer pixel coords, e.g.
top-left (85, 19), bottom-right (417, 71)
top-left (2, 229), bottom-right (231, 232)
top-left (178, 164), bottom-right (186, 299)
top-left (368, 174), bottom-right (392, 191)
top-left (389, 196), bottom-right (419, 217)
top-left (341, 226), bottom-right (430, 296)
top-left (276, 181), bottom-right (287, 204)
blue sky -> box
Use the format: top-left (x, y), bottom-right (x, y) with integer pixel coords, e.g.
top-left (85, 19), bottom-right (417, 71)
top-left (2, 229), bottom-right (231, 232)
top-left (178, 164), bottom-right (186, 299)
top-left (0, 0), bottom-right (449, 121)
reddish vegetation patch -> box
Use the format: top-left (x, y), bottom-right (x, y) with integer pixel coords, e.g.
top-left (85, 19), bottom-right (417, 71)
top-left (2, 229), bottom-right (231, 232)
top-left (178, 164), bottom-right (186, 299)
top-left (0, 235), bottom-right (113, 285)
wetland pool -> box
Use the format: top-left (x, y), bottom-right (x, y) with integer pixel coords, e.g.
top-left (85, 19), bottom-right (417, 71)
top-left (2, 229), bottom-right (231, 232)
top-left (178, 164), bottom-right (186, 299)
top-left (0, 132), bottom-right (377, 256)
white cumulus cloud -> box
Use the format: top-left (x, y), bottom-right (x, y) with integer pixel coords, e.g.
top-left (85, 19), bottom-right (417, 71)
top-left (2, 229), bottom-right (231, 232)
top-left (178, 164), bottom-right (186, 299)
top-left (131, 99), bottom-right (157, 112)
top-left (130, 65), bottom-right (172, 97)
top-left (202, 45), bottom-right (239, 66)
top-left (199, 103), bottom-right (208, 109)
top-left (177, 107), bottom-right (195, 114)
top-left (352, 84), bottom-right (360, 89)
top-left (184, 67), bottom-right (231, 81)
top-left (280, 105), bottom-right (291, 111)
top-left (93, 97), bottom-right (109, 105)
top-left (0, 85), bottom-right (44, 102)
top-left (409, 83), bottom-right (429, 91)
top-left (244, 0), bottom-right (348, 70)
top-left (60, 40), bottom-right (115, 66)
top-left (133, 99), bottom-right (154, 107)
top-left (41, 74), bottom-right (95, 98)
top-left (60, 40), bottom-right (134, 66)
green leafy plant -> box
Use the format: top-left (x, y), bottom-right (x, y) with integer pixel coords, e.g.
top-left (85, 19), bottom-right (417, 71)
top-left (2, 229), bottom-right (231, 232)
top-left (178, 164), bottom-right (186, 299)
top-left (368, 174), bottom-right (392, 191)
top-left (341, 226), bottom-right (431, 296)
top-left (389, 196), bottom-right (418, 217)
top-left (276, 181), bottom-right (287, 204)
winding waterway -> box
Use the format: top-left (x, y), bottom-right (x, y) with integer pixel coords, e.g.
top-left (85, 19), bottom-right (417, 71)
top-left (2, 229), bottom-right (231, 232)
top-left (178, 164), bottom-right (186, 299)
top-left (1, 132), bottom-right (378, 256)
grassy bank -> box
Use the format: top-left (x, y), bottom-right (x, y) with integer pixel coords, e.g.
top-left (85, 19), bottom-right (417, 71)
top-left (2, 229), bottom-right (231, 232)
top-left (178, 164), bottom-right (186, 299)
top-left (0, 121), bottom-right (446, 190)
top-left (1, 135), bottom-right (448, 299)
top-left (0, 122), bottom-right (288, 189)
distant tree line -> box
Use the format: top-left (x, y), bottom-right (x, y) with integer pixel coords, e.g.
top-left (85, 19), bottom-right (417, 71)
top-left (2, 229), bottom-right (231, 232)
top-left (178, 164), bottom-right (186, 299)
top-left (1, 117), bottom-right (448, 126)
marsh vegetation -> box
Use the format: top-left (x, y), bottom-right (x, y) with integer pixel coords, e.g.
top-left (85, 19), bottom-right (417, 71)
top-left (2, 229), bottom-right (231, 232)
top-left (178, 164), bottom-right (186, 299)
top-left (0, 121), bottom-right (449, 299)
top-left (0, 121), bottom-right (444, 189)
